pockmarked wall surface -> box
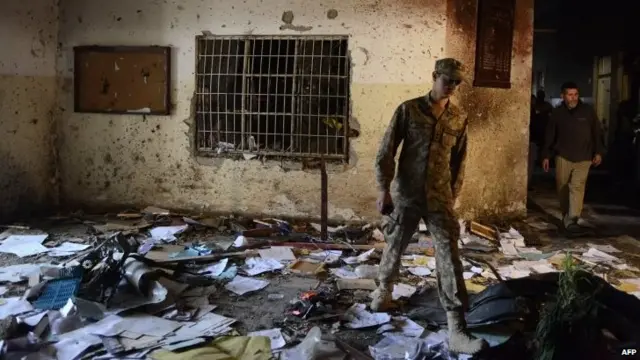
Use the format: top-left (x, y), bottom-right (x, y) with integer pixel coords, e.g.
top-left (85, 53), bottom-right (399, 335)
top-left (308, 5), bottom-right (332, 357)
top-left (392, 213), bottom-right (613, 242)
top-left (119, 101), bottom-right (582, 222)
top-left (0, 0), bottom-right (58, 220)
top-left (55, 0), bottom-right (533, 221)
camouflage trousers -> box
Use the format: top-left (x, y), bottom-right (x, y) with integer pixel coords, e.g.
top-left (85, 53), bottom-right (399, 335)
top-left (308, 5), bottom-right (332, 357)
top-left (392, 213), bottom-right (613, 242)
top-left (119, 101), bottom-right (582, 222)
top-left (378, 205), bottom-right (468, 311)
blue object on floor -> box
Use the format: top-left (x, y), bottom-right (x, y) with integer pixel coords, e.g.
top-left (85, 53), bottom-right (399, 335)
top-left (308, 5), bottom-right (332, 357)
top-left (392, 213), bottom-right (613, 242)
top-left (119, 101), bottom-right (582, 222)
top-left (32, 277), bottom-right (82, 310)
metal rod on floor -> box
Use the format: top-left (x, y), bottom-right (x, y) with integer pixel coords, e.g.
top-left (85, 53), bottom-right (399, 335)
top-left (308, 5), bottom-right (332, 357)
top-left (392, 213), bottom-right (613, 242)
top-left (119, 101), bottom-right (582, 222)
top-left (321, 157), bottom-right (328, 242)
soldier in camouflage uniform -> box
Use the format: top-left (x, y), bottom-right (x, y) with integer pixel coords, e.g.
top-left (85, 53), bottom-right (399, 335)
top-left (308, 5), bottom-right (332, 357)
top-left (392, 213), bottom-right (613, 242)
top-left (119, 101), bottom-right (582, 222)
top-left (371, 58), bottom-right (488, 355)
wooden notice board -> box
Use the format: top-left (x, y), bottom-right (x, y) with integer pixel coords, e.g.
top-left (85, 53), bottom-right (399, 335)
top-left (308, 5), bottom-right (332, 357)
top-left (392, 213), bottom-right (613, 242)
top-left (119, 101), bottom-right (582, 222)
top-left (74, 46), bottom-right (171, 115)
top-left (473, 0), bottom-right (516, 89)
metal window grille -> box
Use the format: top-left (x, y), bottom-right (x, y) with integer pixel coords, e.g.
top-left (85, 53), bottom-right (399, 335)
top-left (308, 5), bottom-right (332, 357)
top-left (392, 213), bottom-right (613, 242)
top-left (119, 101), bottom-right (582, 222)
top-left (195, 35), bottom-right (351, 160)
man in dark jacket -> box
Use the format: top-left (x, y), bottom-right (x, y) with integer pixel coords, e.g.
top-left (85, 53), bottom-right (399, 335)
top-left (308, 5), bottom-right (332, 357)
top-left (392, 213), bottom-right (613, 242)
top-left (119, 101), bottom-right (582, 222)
top-left (541, 82), bottom-right (605, 233)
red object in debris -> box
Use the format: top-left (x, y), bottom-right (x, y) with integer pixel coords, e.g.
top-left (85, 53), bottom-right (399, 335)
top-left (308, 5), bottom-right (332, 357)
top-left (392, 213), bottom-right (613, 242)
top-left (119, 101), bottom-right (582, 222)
top-left (300, 291), bottom-right (318, 301)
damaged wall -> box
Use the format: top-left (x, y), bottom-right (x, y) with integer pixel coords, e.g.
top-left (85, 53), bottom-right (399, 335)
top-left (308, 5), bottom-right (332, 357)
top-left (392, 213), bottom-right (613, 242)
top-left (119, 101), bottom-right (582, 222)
top-left (0, 0), bottom-right (58, 220)
top-left (446, 0), bottom-right (533, 220)
top-left (55, 0), bottom-right (532, 221)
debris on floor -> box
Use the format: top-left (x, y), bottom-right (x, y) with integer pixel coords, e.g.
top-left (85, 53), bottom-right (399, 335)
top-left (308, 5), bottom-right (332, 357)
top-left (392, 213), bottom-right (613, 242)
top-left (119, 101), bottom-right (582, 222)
top-left (0, 210), bottom-right (639, 359)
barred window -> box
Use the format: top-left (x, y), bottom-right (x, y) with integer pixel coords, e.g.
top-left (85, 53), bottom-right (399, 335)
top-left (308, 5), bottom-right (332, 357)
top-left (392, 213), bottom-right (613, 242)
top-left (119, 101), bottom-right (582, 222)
top-left (195, 35), bottom-right (351, 160)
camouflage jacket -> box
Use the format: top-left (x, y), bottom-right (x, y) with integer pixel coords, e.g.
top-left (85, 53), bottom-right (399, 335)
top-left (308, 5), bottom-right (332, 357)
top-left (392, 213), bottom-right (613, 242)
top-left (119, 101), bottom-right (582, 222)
top-left (375, 95), bottom-right (468, 212)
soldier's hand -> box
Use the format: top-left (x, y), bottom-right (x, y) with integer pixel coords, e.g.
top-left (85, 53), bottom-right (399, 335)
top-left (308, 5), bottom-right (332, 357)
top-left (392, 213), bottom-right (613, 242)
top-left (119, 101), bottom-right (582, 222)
top-left (542, 158), bottom-right (550, 172)
top-left (377, 191), bottom-right (394, 215)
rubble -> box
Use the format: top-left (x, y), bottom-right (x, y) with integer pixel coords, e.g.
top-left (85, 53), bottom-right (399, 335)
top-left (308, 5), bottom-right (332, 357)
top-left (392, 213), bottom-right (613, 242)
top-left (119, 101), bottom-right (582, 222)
top-left (0, 209), bottom-right (638, 359)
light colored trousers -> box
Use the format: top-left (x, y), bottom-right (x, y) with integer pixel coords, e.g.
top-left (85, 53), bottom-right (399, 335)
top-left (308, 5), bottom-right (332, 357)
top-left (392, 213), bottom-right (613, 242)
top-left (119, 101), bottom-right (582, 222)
top-left (555, 156), bottom-right (591, 227)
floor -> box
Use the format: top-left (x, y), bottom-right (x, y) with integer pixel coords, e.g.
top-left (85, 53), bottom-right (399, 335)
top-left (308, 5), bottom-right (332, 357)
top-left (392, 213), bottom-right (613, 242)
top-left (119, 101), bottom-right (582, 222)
top-left (1, 170), bottom-right (639, 358)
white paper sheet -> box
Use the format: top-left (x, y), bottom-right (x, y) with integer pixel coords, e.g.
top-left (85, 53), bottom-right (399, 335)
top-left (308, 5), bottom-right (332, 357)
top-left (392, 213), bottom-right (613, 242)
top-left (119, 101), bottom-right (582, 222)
top-left (200, 258), bottom-right (229, 277)
top-left (343, 303), bottom-right (391, 329)
top-left (586, 243), bottom-right (621, 253)
top-left (173, 312), bottom-right (236, 339)
top-left (116, 314), bottom-right (182, 337)
top-left (497, 265), bottom-right (531, 279)
top-left (149, 225), bottom-right (188, 242)
top-left (84, 314), bottom-right (126, 336)
top-left (54, 331), bottom-right (102, 360)
top-left (343, 248), bottom-right (376, 264)
top-left (0, 286), bottom-right (6, 296)
top-left (392, 283), bottom-right (416, 300)
top-left (500, 228), bottom-right (526, 247)
top-left (308, 250), bottom-right (342, 263)
top-left (0, 240), bottom-right (49, 258)
top-left (225, 276), bottom-right (269, 295)
top-left (248, 328), bottom-right (287, 350)
top-left (258, 247), bottom-right (296, 261)
top-left (330, 268), bottom-right (360, 279)
top-left (243, 257), bottom-right (284, 276)
top-left (499, 239), bottom-right (519, 257)
top-left (582, 247), bottom-right (620, 263)
top-left (463, 272), bottom-right (475, 280)
top-left (48, 242), bottom-right (91, 257)
top-left (407, 267), bottom-right (431, 276)
top-left (233, 236), bottom-right (249, 247)
top-left (1, 234), bottom-right (48, 245)
top-left (377, 316), bottom-right (424, 337)
top-left (21, 311), bottom-right (47, 326)
top-left (0, 297), bottom-right (34, 319)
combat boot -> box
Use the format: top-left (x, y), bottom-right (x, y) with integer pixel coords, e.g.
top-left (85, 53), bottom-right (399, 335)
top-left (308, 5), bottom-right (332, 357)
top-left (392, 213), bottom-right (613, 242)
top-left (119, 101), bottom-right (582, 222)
top-left (446, 311), bottom-right (488, 354)
top-left (369, 283), bottom-right (393, 311)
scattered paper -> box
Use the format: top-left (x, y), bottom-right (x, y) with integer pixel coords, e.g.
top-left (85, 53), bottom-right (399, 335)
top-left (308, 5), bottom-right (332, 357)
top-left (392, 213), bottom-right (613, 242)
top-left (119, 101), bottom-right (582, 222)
top-left (116, 314), bottom-right (182, 337)
top-left (343, 303), bottom-right (391, 329)
top-left (149, 225), bottom-right (188, 242)
top-left (1, 234), bottom-right (48, 245)
top-left (500, 228), bottom-right (525, 247)
top-left (407, 267), bottom-right (431, 276)
top-left (258, 247), bottom-right (296, 261)
top-left (248, 328), bottom-right (286, 350)
top-left (463, 272), bottom-right (475, 280)
top-left (330, 267), bottom-right (359, 279)
top-left (392, 283), bottom-right (416, 300)
top-left (0, 286), bottom-right (6, 296)
top-left (234, 236), bottom-right (249, 247)
top-left (499, 239), bottom-right (519, 257)
top-left (0, 239), bottom-right (49, 257)
top-left (0, 297), bottom-right (34, 319)
top-left (54, 331), bottom-right (103, 360)
top-left (173, 312), bottom-right (236, 339)
top-left (308, 250), bottom-right (342, 263)
top-left (243, 257), bottom-right (284, 276)
top-left (22, 311), bottom-right (47, 326)
top-left (377, 316), bottom-right (424, 337)
top-left (470, 266), bottom-right (483, 274)
top-left (200, 258), bottom-right (229, 277)
top-left (343, 249), bottom-right (376, 264)
top-left (48, 242), bottom-right (92, 257)
top-left (582, 247), bottom-right (620, 263)
top-left (587, 243), bottom-right (621, 253)
top-left (497, 265), bottom-right (530, 279)
top-left (225, 276), bottom-right (269, 295)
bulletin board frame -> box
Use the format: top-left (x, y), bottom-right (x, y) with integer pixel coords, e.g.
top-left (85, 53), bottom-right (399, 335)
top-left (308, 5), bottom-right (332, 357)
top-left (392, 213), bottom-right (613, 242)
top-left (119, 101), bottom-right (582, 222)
top-left (73, 46), bottom-right (171, 115)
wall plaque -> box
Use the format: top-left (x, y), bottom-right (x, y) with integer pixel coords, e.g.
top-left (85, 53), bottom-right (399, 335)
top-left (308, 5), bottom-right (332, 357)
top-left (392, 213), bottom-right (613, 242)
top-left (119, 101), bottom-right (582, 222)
top-left (473, 0), bottom-right (516, 89)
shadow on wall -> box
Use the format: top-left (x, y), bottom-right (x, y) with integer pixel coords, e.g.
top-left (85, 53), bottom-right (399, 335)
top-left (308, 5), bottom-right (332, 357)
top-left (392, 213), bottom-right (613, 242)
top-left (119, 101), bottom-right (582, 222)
top-left (0, 149), bottom-right (50, 222)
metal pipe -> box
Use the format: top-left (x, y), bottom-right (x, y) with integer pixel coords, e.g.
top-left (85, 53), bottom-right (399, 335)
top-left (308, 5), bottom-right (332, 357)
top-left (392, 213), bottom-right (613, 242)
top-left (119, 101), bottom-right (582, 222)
top-left (321, 157), bottom-right (328, 241)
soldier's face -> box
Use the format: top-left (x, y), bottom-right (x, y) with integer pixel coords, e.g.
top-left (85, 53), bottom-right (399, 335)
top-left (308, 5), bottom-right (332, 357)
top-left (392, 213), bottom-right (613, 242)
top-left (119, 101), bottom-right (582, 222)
top-left (562, 88), bottom-right (579, 109)
top-left (434, 73), bottom-right (461, 97)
